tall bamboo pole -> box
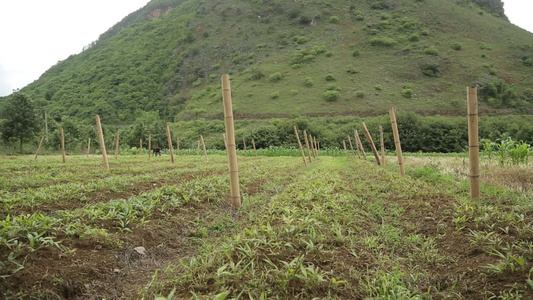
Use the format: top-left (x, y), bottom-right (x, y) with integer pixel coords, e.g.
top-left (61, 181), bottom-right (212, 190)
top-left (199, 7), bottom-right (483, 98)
top-left (467, 87), bottom-right (481, 200)
top-left (200, 135), bottom-right (208, 162)
top-left (303, 130), bottom-right (312, 163)
top-left (243, 138), bottom-right (247, 156)
top-left (389, 108), bottom-right (405, 176)
top-left (87, 138), bottom-right (91, 157)
top-left (148, 135), bottom-right (152, 158)
top-left (343, 140), bottom-right (349, 159)
top-left (252, 138), bottom-right (257, 157)
top-left (166, 124), bottom-right (175, 164)
top-left (347, 136), bottom-right (356, 159)
top-left (95, 115), bottom-right (109, 170)
top-left (115, 132), bottom-right (120, 159)
top-left (221, 74), bottom-right (241, 207)
top-left (379, 125), bottom-right (386, 166)
top-left (361, 122), bottom-right (381, 165)
top-left (354, 129), bottom-right (367, 160)
top-left (35, 136), bottom-right (44, 160)
top-left (294, 126), bottom-right (308, 167)
top-left (60, 128), bottom-right (66, 163)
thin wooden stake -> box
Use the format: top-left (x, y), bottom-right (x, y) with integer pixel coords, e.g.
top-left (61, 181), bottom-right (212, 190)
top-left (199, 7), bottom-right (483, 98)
top-left (354, 129), bottom-right (367, 160)
top-left (176, 137), bottom-right (180, 156)
top-left (467, 87), bottom-right (481, 200)
top-left (361, 122), bottom-right (381, 165)
top-left (313, 137), bottom-right (319, 158)
top-left (243, 138), bottom-right (248, 156)
top-left (221, 74), bottom-right (241, 207)
top-left (115, 132), bottom-right (120, 159)
top-left (140, 139), bottom-right (143, 155)
top-left (95, 115), bottom-right (109, 170)
top-left (166, 124), bottom-right (175, 164)
top-left (294, 126), bottom-right (308, 167)
top-left (303, 130), bottom-right (312, 163)
top-left (200, 135), bottom-right (208, 162)
top-left (379, 125), bottom-right (386, 166)
top-left (347, 136), bottom-right (356, 159)
top-left (87, 138), bottom-right (91, 157)
top-left (35, 136), bottom-right (44, 160)
top-left (389, 108), bottom-right (405, 176)
top-left (252, 138), bottom-right (257, 157)
top-left (148, 135), bottom-right (152, 158)
top-left (60, 128), bottom-right (66, 163)
top-left (343, 140), bottom-right (349, 159)
top-left (197, 140), bottom-right (200, 155)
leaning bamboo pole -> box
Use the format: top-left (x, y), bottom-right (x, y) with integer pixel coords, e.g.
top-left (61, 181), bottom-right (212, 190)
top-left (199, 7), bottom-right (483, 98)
top-left (200, 135), bottom-right (208, 162)
top-left (221, 74), bottom-right (241, 207)
top-left (361, 122), bottom-right (381, 165)
top-left (35, 136), bottom-right (44, 160)
top-left (87, 138), bottom-right (91, 157)
top-left (303, 130), bottom-right (312, 163)
top-left (467, 86), bottom-right (481, 200)
top-left (166, 124), bottom-right (175, 164)
top-left (252, 138), bottom-right (258, 157)
top-left (293, 126), bottom-right (308, 167)
top-left (389, 108), bottom-right (405, 176)
top-left (95, 115), bottom-right (109, 170)
top-left (115, 132), bottom-right (120, 159)
top-left (343, 140), bottom-right (349, 159)
top-left (379, 125), bottom-right (386, 166)
top-left (354, 129), bottom-right (367, 160)
top-left (60, 128), bottom-right (66, 163)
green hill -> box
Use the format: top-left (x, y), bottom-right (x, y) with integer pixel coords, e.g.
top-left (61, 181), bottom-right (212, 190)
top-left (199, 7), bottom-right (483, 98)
top-left (1, 0), bottom-right (532, 153)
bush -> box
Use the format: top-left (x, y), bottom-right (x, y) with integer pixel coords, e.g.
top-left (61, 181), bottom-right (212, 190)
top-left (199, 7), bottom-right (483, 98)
top-left (424, 46), bottom-right (439, 56)
top-left (452, 42), bottom-right (462, 50)
top-left (326, 84), bottom-right (342, 91)
top-left (355, 14), bottom-right (364, 21)
top-left (303, 77), bottom-right (314, 87)
top-left (249, 67), bottom-right (265, 80)
top-left (269, 72), bottom-right (283, 82)
top-left (374, 85), bottom-right (383, 91)
top-left (323, 91), bottom-right (340, 101)
top-left (420, 60), bottom-right (441, 77)
top-left (408, 33), bottom-right (420, 42)
top-left (299, 15), bottom-right (311, 24)
top-left (325, 74), bottom-right (336, 81)
top-left (329, 16), bottom-right (339, 24)
top-left (352, 49), bottom-right (360, 57)
top-left (402, 88), bottom-right (414, 98)
top-left (325, 51), bottom-right (334, 57)
top-left (370, 37), bottom-right (396, 47)
top-left (421, 30), bottom-right (429, 36)
top-left (295, 36), bottom-right (308, 44)
top-left (270, 91), bottom-right (280, 99)
top-left (356, 91), bottom-right (366, 98)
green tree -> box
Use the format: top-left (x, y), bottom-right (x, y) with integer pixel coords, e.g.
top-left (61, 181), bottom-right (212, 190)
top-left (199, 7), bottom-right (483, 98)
top-left (0, 92), bottom-right (40, 152)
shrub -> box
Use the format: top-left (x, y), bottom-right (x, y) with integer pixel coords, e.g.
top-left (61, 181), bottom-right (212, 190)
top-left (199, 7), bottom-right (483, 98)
top-left (326, 83), bottom-right (342, 91)
top-left (329, 16), bottom-right (339, 24)
top-left (356, 91), bottom-right (366, 98)
top-left (369, 29), bottom-right (380, 35)
top-left (299, 15), bottom-right (311, 24)
top-left (346, 65), bottom-right (359, 74)
top-left (303, 77), bottom-right (314, 87)
top-left (408, 33), bottom-right (420, 42)
top-left (355, 14), bottom-right (364, 21)
top-left (295, 36), bottom-right (308, 44)
top-left (323, 91), bottom-right (340, 101)
top-left (352, 49), bottom-right (360, 57)
top-left (325, 51), bottom-right (334, 57)
top-left (269, 72), bottom-right (283, 82)
top-left (420, 61), bottom-right (441, 77)
top-left (249, 67), bottom-right (265, 80)
top-left (325, 74), bottom-right (336, 81)
top-left (270, 91), bottom-right (280, 99)
top-left (402, 88), bottom-right (414, 98)
top-left (424, 46), bottom-right (439, 56)
top-left (374, 85), bottom-right (383, 91)
top-left (370, 37), bottom-right (396, 47)
top-left (421, 29), bottom-right (429, 36)
top-left (452, 42), bottom-right (462, 50)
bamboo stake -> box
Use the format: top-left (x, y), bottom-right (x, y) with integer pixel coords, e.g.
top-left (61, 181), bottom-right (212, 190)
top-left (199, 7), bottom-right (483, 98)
top-left (34, 136), bottom-right (44, 160)
top-left (60, 128), bottom-right (66, 163)
top-left (467, 86), bottom-right (481, 200)
top-left (115, 132), bottom-right (120, 159)
top-left (303, 130), bottom-right (312, 163)
top-left (293, 126), bottom-right (308, 167)
top-left (389, 108), bottom-right (405, 176)
top-left (311, 135), bottom-right (318, 159)
top-left (166, 124), bottom-right (175, 164)
top-left (200, 135), bottom-right (208, 162)
top-left (87, 138), bottom-right (91, 157)
top-left (361, 122), bottom-right (381, 165)
top-left (95, 115), bottom-right (109, 170)
top-left (140, 139), bottom-right (143, 155)
top-left (343, 140), bottom-right (349, 159)
top-left (317, 141), bottom-right (321, 157)
top-left (354, 129), bottom-right (367, 160)
top-left (347, 135), bottom-right (356, 159)
top-left (243, 138), bottom-right (247, 156)
top-left (176, 137), bottom-right (180, 156)
top-left (148, 135), bottom-right (152, 158)
top-left (197, 140), bottom-right (200, 155)
top-left (379, 125), bottom-right (386, 166)
top-left (252, 138), bottom-right (257, 157)
top-left (221, 74), bottom-right (241, 207)
top-left (313, 137), bottom-right (319, 158)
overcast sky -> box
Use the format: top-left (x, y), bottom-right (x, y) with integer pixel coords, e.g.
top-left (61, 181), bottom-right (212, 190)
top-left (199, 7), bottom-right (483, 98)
top-left (0, 0), bottom-right (532, 97)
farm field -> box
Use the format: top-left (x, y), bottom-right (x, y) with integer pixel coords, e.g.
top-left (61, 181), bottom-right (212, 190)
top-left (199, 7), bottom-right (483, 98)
top-left (1, 153), bottom-right (532, 299)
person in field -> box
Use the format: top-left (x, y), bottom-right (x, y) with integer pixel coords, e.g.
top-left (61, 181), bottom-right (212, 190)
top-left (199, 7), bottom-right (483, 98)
top-left (154, 147), bottom-right (161, 156)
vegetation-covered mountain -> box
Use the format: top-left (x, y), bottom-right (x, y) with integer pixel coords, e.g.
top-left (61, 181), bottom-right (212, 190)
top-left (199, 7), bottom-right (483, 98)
top-left (9, 0), bottom-right (531, 123)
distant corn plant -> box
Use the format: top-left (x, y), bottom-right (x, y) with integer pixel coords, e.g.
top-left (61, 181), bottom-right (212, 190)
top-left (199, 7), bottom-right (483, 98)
top-left (482, 137), bottom-right (531, 166)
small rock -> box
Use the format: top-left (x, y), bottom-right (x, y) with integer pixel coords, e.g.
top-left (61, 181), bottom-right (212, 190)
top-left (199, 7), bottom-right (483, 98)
top-left (134, 246), bottom-right (146, 255)
top-left (114, 268), bottom-right (121, 273)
